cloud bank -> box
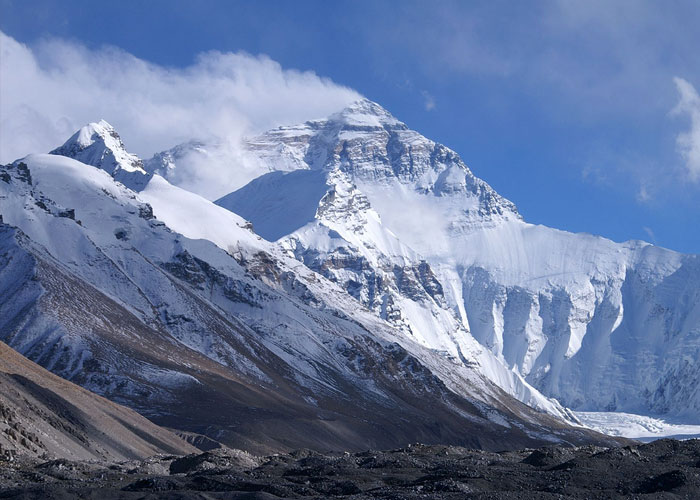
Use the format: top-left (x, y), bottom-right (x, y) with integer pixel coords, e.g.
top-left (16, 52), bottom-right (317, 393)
top-left (0, 31), bottom-right (360, 164)
top-left (673, 77), bottom-right (700, 182)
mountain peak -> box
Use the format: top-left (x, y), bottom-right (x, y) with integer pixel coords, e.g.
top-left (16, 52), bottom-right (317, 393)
top-left (328, 98), bottom-right (405, 129)
top-left (50, 120), bottom-right (150, 190)
top-left (51, 120), bottom-right (146, 176)
top-left (73, 119), bottom-right (116, 148)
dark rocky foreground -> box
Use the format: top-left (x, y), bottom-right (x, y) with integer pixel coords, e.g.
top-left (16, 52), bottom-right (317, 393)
top-left (2, 439), bottom-right (700, 499)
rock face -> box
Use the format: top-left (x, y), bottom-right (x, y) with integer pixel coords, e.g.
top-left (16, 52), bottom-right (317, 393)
top-left (0, 341), bottom-right (196, 461)
top-left (0, 150), bottom-right (616, 454)
top-left (204, 99), bottom-right (700, 420)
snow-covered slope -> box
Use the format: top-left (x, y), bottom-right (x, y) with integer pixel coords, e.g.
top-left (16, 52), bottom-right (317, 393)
top-left (211, 98), bottom-right (700, 422)
top-left (144, 138), bottom-right (293, 200)
top-left (0, 153), bottom-right (612, 453)
top-left (575, 411), bottom-right (700, 440)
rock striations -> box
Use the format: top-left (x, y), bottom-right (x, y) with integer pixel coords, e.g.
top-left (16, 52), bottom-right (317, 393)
top-left (0, 341), bottom-right (196, 461)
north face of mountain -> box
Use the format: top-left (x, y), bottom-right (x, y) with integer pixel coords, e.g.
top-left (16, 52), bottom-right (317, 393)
top-left (210, 99), bottom-right (700, 421)
top-left (214, 105), bottom-right (559, 418)
top-left (0, 152), bottom-right (618, 454)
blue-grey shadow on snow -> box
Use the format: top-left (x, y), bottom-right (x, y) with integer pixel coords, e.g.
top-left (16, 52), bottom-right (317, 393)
top-left (215, 169), bottom-right (329, 241)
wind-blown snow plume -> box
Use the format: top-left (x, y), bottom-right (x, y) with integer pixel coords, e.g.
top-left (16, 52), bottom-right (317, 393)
top-left (673, 77), bottom-right (700, 182)
top-left (0, 31), bottom-right (360, 178)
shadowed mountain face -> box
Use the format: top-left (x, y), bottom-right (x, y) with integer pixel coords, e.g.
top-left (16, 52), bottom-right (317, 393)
top-left (0, 341), bottom-right (196, 461)
top-left (0, 149), bottom-right (619, 454)
top-left (217, 169), bottom-right (330, 241)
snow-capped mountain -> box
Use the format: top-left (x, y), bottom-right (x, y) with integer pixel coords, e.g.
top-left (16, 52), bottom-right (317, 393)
top-left (205, 99), bottom-right (700, 421)
top-left (147, 102), bottom-right (573, 418)
top-left (50, 120), bottom-right (150, 190)
top-left (9, 94), bottom-right (698, 451)
top-left (0, 146), bottom-right (611, 453)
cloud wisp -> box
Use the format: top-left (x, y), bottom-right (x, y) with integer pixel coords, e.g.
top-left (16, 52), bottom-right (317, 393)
top-left (642, 226), bottom-right (656, 244)
top-left (672, 77), bottom-right (700, 182)
top-left (0, 31), bottom-right (360, 165)
top-left (421, 90), bottom-right (436, 111)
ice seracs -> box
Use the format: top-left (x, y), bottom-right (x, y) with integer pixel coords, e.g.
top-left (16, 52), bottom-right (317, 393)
top-left (575, 411), bottom-right (700, 440)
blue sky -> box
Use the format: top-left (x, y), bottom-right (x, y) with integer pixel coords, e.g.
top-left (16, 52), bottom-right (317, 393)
top-left (2, 0), bottom-right (699, 253)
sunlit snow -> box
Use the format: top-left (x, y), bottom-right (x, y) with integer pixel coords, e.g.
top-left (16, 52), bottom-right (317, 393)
top-left (576, 411), bottom-right (700, 441)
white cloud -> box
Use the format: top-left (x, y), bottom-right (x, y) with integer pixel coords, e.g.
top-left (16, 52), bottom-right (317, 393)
top-left (0, 31), bottom-right (360, 164)
top-left (672, 77), bottom-right (700, 182)
top-left (636, 185), bottom-right (651, 203)
top-left (421, 90), bottom-right (436, 111)
top-left (642, 226), bottom-right (656, 243)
